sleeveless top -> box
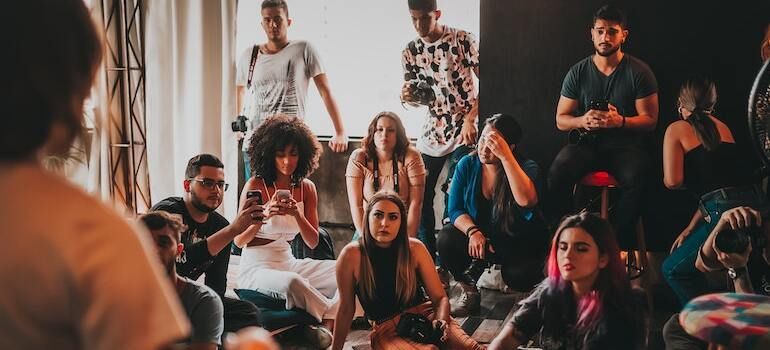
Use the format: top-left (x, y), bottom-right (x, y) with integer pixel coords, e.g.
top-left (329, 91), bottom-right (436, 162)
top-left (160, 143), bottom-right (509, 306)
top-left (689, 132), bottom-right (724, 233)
top-left (254, 180), bottom-right (304, 242)
top-left (355, 244), bottom-right (426, 322)
top-left (683, 142), bottom-right (749, 197)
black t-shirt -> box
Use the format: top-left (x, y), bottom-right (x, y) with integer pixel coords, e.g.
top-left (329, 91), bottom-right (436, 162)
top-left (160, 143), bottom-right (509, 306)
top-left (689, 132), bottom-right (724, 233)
top-left (510, 281), bottom-right (644, 350)
top-left (151, 197), bottom-right (231, 296)
top-left (560, 54), bottom-right (658, 146)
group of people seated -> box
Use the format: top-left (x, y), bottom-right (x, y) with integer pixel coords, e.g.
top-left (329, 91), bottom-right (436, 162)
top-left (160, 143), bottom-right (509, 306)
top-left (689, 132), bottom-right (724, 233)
top-left (4, 0), bottom-right (770, 349)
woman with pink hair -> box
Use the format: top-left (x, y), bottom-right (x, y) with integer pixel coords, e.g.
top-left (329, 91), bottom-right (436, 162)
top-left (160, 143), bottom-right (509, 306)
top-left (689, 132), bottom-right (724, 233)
top-left (489, 212), bottom-right (645, 350)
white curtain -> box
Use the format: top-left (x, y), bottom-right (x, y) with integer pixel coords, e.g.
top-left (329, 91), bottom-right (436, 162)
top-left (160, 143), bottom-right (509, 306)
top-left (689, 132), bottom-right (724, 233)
top-left (145, 0), bottom-right (239, 219)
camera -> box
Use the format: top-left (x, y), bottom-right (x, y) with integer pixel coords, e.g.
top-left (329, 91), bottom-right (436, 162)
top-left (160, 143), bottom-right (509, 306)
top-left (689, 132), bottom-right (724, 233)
top-left (715, 225), bottom-right (768, 255)
top-left (714, 207), bottom-right (769, 254)
top-left (409, 81), bottom-right (436, 106)
top-left (231, 115), bottom-right (248, 133)
top-left (396, 313), bottom-right (443, 344)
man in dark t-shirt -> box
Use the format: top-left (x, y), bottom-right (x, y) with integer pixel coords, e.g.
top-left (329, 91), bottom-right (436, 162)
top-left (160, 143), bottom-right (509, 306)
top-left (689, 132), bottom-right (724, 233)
top-left (547, 5), bottom-right (659, 248)
top-left (151, 154), bottom-right (265, 333)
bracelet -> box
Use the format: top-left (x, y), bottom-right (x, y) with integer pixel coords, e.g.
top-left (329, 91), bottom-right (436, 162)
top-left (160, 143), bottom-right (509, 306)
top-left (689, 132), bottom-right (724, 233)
top-left (620, 116), bottom-right (626, 128)
top-left (468, 229), bottom-right (483, 238)
top-left (465, 225), bottom-right (479, 237)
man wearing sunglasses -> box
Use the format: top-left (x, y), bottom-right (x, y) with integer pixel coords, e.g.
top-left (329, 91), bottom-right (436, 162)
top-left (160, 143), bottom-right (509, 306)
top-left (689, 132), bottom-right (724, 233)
top-left (152, 154), bottom-right (264, 333)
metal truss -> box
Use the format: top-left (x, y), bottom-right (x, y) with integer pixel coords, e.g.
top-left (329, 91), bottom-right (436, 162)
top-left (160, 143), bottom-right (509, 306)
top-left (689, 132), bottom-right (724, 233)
top-left (98, 0), bottom-right (151, 213)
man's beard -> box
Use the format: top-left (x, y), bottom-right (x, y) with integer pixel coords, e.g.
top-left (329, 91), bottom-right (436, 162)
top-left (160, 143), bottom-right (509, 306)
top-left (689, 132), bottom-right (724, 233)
top-left (190, 191), bottom-right (218, 213)
top-left (595, 44), bottom-right (620, 57)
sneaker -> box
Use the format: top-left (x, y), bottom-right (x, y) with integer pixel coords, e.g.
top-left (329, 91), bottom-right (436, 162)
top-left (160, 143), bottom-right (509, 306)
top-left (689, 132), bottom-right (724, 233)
top-left (302, 324), bottom-right (332, 349)
top-left (437, 266), bottom-right (451, 290)
top-left (450, 283), bottom-right (480, 317)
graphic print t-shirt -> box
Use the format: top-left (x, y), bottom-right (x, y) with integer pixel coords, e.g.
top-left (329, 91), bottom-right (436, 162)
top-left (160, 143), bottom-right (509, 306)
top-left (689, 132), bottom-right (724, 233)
top-left (402, 27), bottom-right (479, 157)
top-left (236, 40), bottom-right (324, 150)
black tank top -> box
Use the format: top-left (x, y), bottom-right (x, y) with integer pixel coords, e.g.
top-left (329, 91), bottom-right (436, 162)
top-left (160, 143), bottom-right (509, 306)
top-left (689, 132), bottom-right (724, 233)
top-left (356, 244), bottom-right (426, 322)
top-left (683, 142), bottom-right (748, 197)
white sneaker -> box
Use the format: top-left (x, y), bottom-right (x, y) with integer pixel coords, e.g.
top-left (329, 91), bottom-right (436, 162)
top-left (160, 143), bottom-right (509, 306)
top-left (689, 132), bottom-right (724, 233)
top-left (302, 324), bottom-right (332, 349)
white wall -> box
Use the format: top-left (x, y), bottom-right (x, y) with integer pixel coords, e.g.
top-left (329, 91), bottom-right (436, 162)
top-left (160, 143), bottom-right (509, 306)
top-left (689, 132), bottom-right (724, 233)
top-left (235, 0), bottom-right (480, 138)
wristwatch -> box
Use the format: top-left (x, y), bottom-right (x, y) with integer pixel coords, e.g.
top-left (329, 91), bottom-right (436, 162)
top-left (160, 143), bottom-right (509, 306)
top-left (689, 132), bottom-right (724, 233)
top-left (727, 266), bottom-right (747, 280)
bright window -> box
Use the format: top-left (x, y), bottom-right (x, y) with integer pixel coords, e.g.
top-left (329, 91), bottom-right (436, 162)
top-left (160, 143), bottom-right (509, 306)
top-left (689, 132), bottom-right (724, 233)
top-left (236, 0), bottom-right (480, 138)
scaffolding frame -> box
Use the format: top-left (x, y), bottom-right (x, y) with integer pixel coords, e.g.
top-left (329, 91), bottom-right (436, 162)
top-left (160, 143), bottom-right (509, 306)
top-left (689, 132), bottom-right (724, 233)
top-left (98, 0), bottom-right (151, 213)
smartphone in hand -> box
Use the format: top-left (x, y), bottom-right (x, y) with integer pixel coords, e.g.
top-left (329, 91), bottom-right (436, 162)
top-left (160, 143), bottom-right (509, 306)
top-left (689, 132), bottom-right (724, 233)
top-left (275, 189), bottom-right (292, 202)
top-left (246, 190), bottom-right (263, 204)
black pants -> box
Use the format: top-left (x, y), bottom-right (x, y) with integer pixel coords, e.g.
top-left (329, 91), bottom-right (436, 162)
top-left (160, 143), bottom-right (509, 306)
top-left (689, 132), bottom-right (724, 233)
top-left (546, 142), bottom-right (649, 249)
top-left (662, 313), bottom-right (706, 350)
top-left (223, 296), bottom-right (262, 332)
top-left (436, 224), bottom-right (547, 292)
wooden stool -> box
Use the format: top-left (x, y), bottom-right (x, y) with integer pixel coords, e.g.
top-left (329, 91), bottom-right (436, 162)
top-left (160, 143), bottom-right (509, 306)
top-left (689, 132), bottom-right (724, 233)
top-left (576, 171), bottom-right (649, 280)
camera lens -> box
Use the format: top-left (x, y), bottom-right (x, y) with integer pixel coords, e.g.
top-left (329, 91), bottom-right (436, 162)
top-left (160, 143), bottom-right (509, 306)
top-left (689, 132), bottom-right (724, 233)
top-left (714, 228), bottom-right (751, 254)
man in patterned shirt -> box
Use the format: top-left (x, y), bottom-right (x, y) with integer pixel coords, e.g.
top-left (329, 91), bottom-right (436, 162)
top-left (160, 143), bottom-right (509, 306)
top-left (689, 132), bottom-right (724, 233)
top-left (401, 0), bottom-right (480, 275)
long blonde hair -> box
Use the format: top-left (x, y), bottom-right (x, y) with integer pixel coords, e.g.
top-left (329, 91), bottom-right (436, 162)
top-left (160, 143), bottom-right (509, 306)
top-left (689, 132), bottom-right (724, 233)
top-left (357, 191), bottom-right (417, 305)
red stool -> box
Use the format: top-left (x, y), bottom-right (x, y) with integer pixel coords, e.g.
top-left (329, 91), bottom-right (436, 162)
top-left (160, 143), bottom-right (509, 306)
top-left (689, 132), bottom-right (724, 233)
top-left (576, 171), bottom-right (648, 280)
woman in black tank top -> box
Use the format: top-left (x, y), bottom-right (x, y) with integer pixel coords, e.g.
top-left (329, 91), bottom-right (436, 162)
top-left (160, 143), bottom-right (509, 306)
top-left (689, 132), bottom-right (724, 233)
top-left (662, 78), bottom-right (765, 305)
top-left (331, 192), bottom-right (482, 350)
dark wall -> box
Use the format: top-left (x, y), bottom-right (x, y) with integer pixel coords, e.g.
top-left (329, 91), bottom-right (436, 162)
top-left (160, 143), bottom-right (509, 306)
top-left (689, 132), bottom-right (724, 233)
top-left (481, 0), bottom-right (770, 250)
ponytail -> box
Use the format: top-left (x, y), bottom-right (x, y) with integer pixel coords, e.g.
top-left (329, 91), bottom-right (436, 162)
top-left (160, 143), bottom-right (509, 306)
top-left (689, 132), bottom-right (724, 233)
top-left (679, 79), bottom-right (719, 151)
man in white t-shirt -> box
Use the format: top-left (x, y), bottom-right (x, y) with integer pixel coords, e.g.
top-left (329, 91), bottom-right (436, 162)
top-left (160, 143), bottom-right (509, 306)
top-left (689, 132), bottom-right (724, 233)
top-left (400, 0), bottom-right (480, 265)
top-left (236, 0), bottom-right (348, 179)
top-left (0, 1), bottom-right (189, 349)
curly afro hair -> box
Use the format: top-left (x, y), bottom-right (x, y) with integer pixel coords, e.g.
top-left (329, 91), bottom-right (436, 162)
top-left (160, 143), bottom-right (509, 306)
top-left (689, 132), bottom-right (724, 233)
top-left (247, 115), bottom-right (322, 185)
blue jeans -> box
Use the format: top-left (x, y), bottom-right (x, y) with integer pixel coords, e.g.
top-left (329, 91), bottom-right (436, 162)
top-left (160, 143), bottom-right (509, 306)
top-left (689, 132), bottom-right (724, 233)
top-left (662, 186), bottom-right (765, 306)
top-left (243, 150), bottom-right (252, 180)
top-left (417, 145), bottom-right (471, 262)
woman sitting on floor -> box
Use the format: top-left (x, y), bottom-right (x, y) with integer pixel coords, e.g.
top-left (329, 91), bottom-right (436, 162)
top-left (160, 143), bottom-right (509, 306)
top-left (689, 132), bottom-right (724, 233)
top-left (489, 212), bottom-right (645, 350)
top-left (346, 111), bottom-right (426, 238)
top-left (437, 113), bottom-right (549, 317)
top-left (235, 115), bottom-right (336, 344)
top-left (332, 191), bottom-right (482, 350)
top-left (661, 78), bottom-right (762, 305)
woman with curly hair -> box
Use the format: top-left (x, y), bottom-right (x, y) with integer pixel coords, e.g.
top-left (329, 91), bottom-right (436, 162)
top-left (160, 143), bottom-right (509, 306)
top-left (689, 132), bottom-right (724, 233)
top-left (489, 213), bottom-right (645, 350)
top-left (346, 111), bottom-right (426, 239)
top-left (234, 114), bottom-right (336, 343)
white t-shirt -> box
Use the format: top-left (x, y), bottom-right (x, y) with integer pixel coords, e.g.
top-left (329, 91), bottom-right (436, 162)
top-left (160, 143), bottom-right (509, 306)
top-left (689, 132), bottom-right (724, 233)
top-left (236, 40), bottom-right (325, 150)
top-left (0, 163), bottom-right (190, 350)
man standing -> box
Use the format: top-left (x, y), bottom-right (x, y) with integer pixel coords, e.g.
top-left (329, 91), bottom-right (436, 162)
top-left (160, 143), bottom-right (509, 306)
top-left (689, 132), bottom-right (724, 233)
top-left (140, 211), bottom-right (224, 350)
top-left (547, 5), bottom-right (658, 249)
top-left (402, 0), bottom-right (480, 267)
top-left (152, 154), bottom-right (264, 333)
top-left (236, 0), bottom-right (347, 180)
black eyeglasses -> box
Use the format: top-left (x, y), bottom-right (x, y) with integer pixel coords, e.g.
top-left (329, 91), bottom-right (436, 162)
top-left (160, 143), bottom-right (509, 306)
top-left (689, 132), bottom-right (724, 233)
top-left (188, 178), bottom-right (229, 191)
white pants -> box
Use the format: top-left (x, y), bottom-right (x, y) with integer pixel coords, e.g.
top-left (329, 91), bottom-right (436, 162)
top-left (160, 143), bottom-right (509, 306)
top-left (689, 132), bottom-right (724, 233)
top-left (238, 239), bottom-right (339, 321)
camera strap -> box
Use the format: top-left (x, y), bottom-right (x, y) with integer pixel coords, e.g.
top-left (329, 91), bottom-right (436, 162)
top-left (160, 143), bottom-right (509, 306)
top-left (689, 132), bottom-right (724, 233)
top-left (247, 45), bottom-right (260, 89)
top-left (372, 155), bottom-right (399, 193)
